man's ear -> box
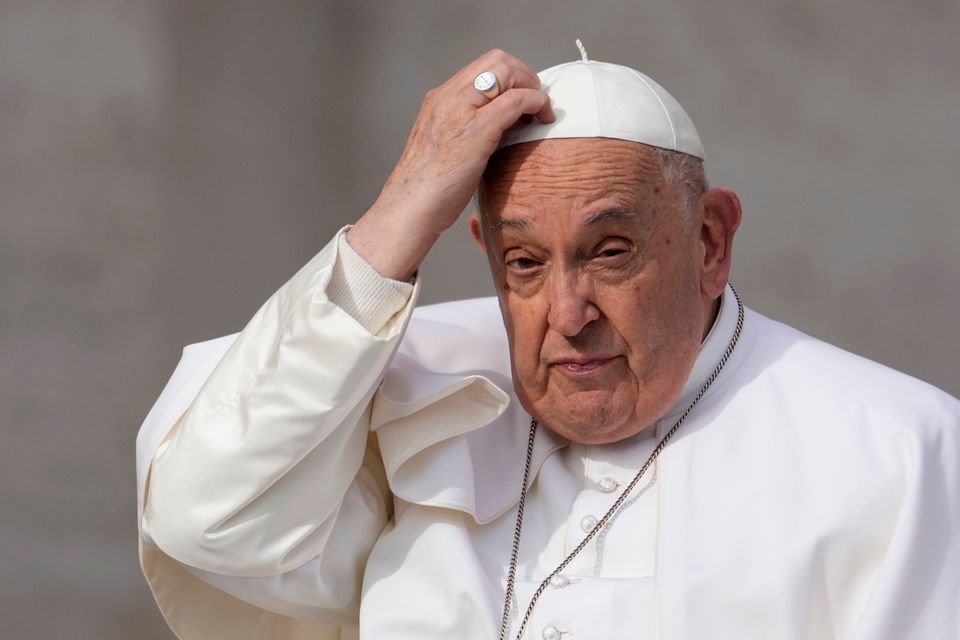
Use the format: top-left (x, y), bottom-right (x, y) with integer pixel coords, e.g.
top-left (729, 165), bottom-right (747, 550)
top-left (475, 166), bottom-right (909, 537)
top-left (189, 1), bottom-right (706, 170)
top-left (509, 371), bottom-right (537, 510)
top-left (699, 188), bottom-right (742, 299)
top-left (469, 212), bottom-right (486, 252)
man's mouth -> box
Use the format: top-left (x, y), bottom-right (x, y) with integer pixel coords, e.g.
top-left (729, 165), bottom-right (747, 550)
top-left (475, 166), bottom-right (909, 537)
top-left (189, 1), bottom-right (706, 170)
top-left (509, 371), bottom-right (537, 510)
top-left (551, 356), bottom-right (619, 376)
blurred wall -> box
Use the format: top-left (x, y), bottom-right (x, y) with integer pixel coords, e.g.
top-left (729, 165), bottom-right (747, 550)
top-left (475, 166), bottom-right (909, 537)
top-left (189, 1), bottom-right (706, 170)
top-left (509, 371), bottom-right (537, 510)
top-left (1, 1), bottom-right (957, 637)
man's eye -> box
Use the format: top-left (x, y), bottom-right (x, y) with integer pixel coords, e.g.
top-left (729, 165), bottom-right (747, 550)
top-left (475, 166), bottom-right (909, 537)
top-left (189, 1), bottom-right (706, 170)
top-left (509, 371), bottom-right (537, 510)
top-left (507, 257), bottom-right (540, 271)
top-left (597, 246), bottom-right (630, 260)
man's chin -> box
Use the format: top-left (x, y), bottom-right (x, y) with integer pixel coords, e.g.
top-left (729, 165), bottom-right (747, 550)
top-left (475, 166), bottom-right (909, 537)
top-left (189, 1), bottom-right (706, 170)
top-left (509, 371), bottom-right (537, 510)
top-left (535, 392), bottom-right (637, 445)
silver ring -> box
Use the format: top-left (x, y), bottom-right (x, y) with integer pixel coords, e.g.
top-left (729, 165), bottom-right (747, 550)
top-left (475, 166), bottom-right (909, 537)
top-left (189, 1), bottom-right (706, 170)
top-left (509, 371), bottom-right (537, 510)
top-left (473, 70), bottom-right (499, 98)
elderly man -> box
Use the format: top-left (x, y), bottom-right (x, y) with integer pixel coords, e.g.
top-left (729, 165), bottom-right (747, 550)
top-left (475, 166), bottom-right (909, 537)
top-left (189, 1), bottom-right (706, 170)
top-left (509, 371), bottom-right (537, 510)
top-left (136, 47), bottom-right (960, 640)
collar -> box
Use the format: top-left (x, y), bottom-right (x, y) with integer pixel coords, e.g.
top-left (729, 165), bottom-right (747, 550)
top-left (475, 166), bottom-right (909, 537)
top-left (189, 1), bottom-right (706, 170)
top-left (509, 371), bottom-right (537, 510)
top-left (666, 283), bottom-right (740, 417)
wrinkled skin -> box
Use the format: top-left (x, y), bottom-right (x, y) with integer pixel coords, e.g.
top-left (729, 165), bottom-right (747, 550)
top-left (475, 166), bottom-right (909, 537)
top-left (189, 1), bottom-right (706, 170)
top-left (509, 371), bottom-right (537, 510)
top-left (471, 138), bottom-right (740, 444)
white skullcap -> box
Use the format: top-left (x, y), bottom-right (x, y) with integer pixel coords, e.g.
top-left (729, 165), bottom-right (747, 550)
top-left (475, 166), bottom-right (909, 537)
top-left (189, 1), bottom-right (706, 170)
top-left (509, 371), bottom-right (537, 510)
top-left (499, 43), bottom-right (705, 159)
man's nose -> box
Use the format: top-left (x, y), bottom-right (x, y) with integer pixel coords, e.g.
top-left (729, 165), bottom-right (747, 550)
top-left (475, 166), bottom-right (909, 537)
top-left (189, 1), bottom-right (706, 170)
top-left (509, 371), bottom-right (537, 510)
top-left (546, 271), bottom-right (600, 336)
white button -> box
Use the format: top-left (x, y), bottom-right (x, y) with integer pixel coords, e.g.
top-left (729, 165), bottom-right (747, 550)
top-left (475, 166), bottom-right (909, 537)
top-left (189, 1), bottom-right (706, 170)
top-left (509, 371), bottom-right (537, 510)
top-left (549, 573), bottom-right (570, 588)
top-left (598, 476), bottom-right (618, 492)
top-left (542, 624), bottom-right (561, 640)
top-left (580, 515), bottom-right (598, 532)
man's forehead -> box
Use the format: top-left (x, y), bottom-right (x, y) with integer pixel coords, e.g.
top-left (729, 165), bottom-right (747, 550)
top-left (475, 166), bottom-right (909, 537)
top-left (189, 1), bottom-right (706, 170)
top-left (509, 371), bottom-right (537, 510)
top-left (481, 138), bottom-right (667, 208)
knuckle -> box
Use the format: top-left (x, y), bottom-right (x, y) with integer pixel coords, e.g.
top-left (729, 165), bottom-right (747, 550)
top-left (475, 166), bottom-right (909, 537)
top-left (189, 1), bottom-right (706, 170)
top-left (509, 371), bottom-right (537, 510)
top-left (421, 88), bottom-right (444, 110)
top-left (501, 90), bottom-right (524, 109)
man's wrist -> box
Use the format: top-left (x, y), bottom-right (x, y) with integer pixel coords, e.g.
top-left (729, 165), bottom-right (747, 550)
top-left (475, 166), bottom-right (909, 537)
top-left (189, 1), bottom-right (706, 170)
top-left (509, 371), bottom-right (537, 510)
top-left (347, 200), bottom-right (444, 282)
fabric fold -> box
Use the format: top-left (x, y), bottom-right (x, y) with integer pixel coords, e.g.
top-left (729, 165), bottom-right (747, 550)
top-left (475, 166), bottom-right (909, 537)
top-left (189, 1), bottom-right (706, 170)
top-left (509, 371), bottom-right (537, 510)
top-left (370, 296), bottom-right (568, 525)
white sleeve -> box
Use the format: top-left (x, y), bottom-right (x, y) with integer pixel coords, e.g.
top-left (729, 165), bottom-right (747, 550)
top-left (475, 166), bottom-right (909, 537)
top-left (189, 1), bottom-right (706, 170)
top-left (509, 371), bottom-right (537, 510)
top-left (137, 226), bottom-right (419, 635)
top-left (326, 232), bottom-right (414, 334)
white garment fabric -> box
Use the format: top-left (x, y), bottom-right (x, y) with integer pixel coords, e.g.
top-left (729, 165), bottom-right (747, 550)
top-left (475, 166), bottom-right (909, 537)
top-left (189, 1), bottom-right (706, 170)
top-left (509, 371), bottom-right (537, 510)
top-left (137, 228), bottom-right (960, 640)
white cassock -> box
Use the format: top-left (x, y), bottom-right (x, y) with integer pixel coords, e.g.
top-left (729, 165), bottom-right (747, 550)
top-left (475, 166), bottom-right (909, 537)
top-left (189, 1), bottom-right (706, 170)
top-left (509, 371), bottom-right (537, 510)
top-left (136, 228), bottom-right (960, 640)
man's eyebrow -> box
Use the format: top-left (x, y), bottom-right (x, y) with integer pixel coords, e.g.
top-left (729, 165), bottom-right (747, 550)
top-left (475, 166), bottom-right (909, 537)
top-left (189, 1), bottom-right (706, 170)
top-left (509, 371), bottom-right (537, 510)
top-left (492, 209), bottom-right (636, 232)
top-left (585, 208), bottom-right (636, 226)
top-left (492, 217), bottom-right (531, 232)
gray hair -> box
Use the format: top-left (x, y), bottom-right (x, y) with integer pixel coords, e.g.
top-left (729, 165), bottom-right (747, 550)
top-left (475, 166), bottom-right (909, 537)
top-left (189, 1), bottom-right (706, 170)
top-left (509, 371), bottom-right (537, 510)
top-left (651, 147), bottom-right (709, 221)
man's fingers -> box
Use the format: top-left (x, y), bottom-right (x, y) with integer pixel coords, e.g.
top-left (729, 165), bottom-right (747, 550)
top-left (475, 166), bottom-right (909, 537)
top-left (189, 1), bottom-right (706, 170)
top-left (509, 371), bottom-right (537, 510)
top-left (472, 49), bottom-right (541, 89)
top-left (534, 92), bottom-right (556, 122)
top-left (478, 87), bottom-right (556, 135)
top-left (456, 50), bottom-right (542, 107)
top-left (485, 61), bottom-right (541, 93)
top-left (463, 66), bottom-right (542, 108)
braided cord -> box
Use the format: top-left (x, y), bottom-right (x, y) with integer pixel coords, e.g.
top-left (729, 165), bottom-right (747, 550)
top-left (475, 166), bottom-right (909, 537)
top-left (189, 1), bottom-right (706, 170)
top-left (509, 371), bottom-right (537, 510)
top-left (498, 417), bottom-right (539, 640)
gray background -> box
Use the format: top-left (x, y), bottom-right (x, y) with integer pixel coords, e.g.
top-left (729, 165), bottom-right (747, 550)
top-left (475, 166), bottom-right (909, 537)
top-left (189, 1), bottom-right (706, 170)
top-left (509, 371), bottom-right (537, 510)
top-left (1, 1), bottom-right (957, 637)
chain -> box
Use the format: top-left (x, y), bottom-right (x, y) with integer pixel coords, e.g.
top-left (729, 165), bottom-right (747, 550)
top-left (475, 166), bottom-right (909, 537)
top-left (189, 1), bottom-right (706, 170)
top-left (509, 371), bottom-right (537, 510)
top-left (499, 286), bottom-right (745, 640)
top-left (497, 415), bottom-right (540, 640)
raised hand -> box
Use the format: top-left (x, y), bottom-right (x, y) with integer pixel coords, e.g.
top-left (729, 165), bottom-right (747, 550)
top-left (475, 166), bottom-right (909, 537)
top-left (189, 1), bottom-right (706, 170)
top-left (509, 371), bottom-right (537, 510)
top-left (347, 49), bottom-right (555, 281)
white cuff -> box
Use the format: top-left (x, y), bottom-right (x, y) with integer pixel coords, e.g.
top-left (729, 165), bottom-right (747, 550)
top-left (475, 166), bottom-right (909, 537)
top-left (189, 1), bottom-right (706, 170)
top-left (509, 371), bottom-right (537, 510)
top-left (326, 232), bottom-right (415, 334)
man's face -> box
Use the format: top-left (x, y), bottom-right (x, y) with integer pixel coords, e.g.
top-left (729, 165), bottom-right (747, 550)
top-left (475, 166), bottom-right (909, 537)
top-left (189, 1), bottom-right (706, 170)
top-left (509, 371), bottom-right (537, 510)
top-left (477, 138), bottom-right (710, 444)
